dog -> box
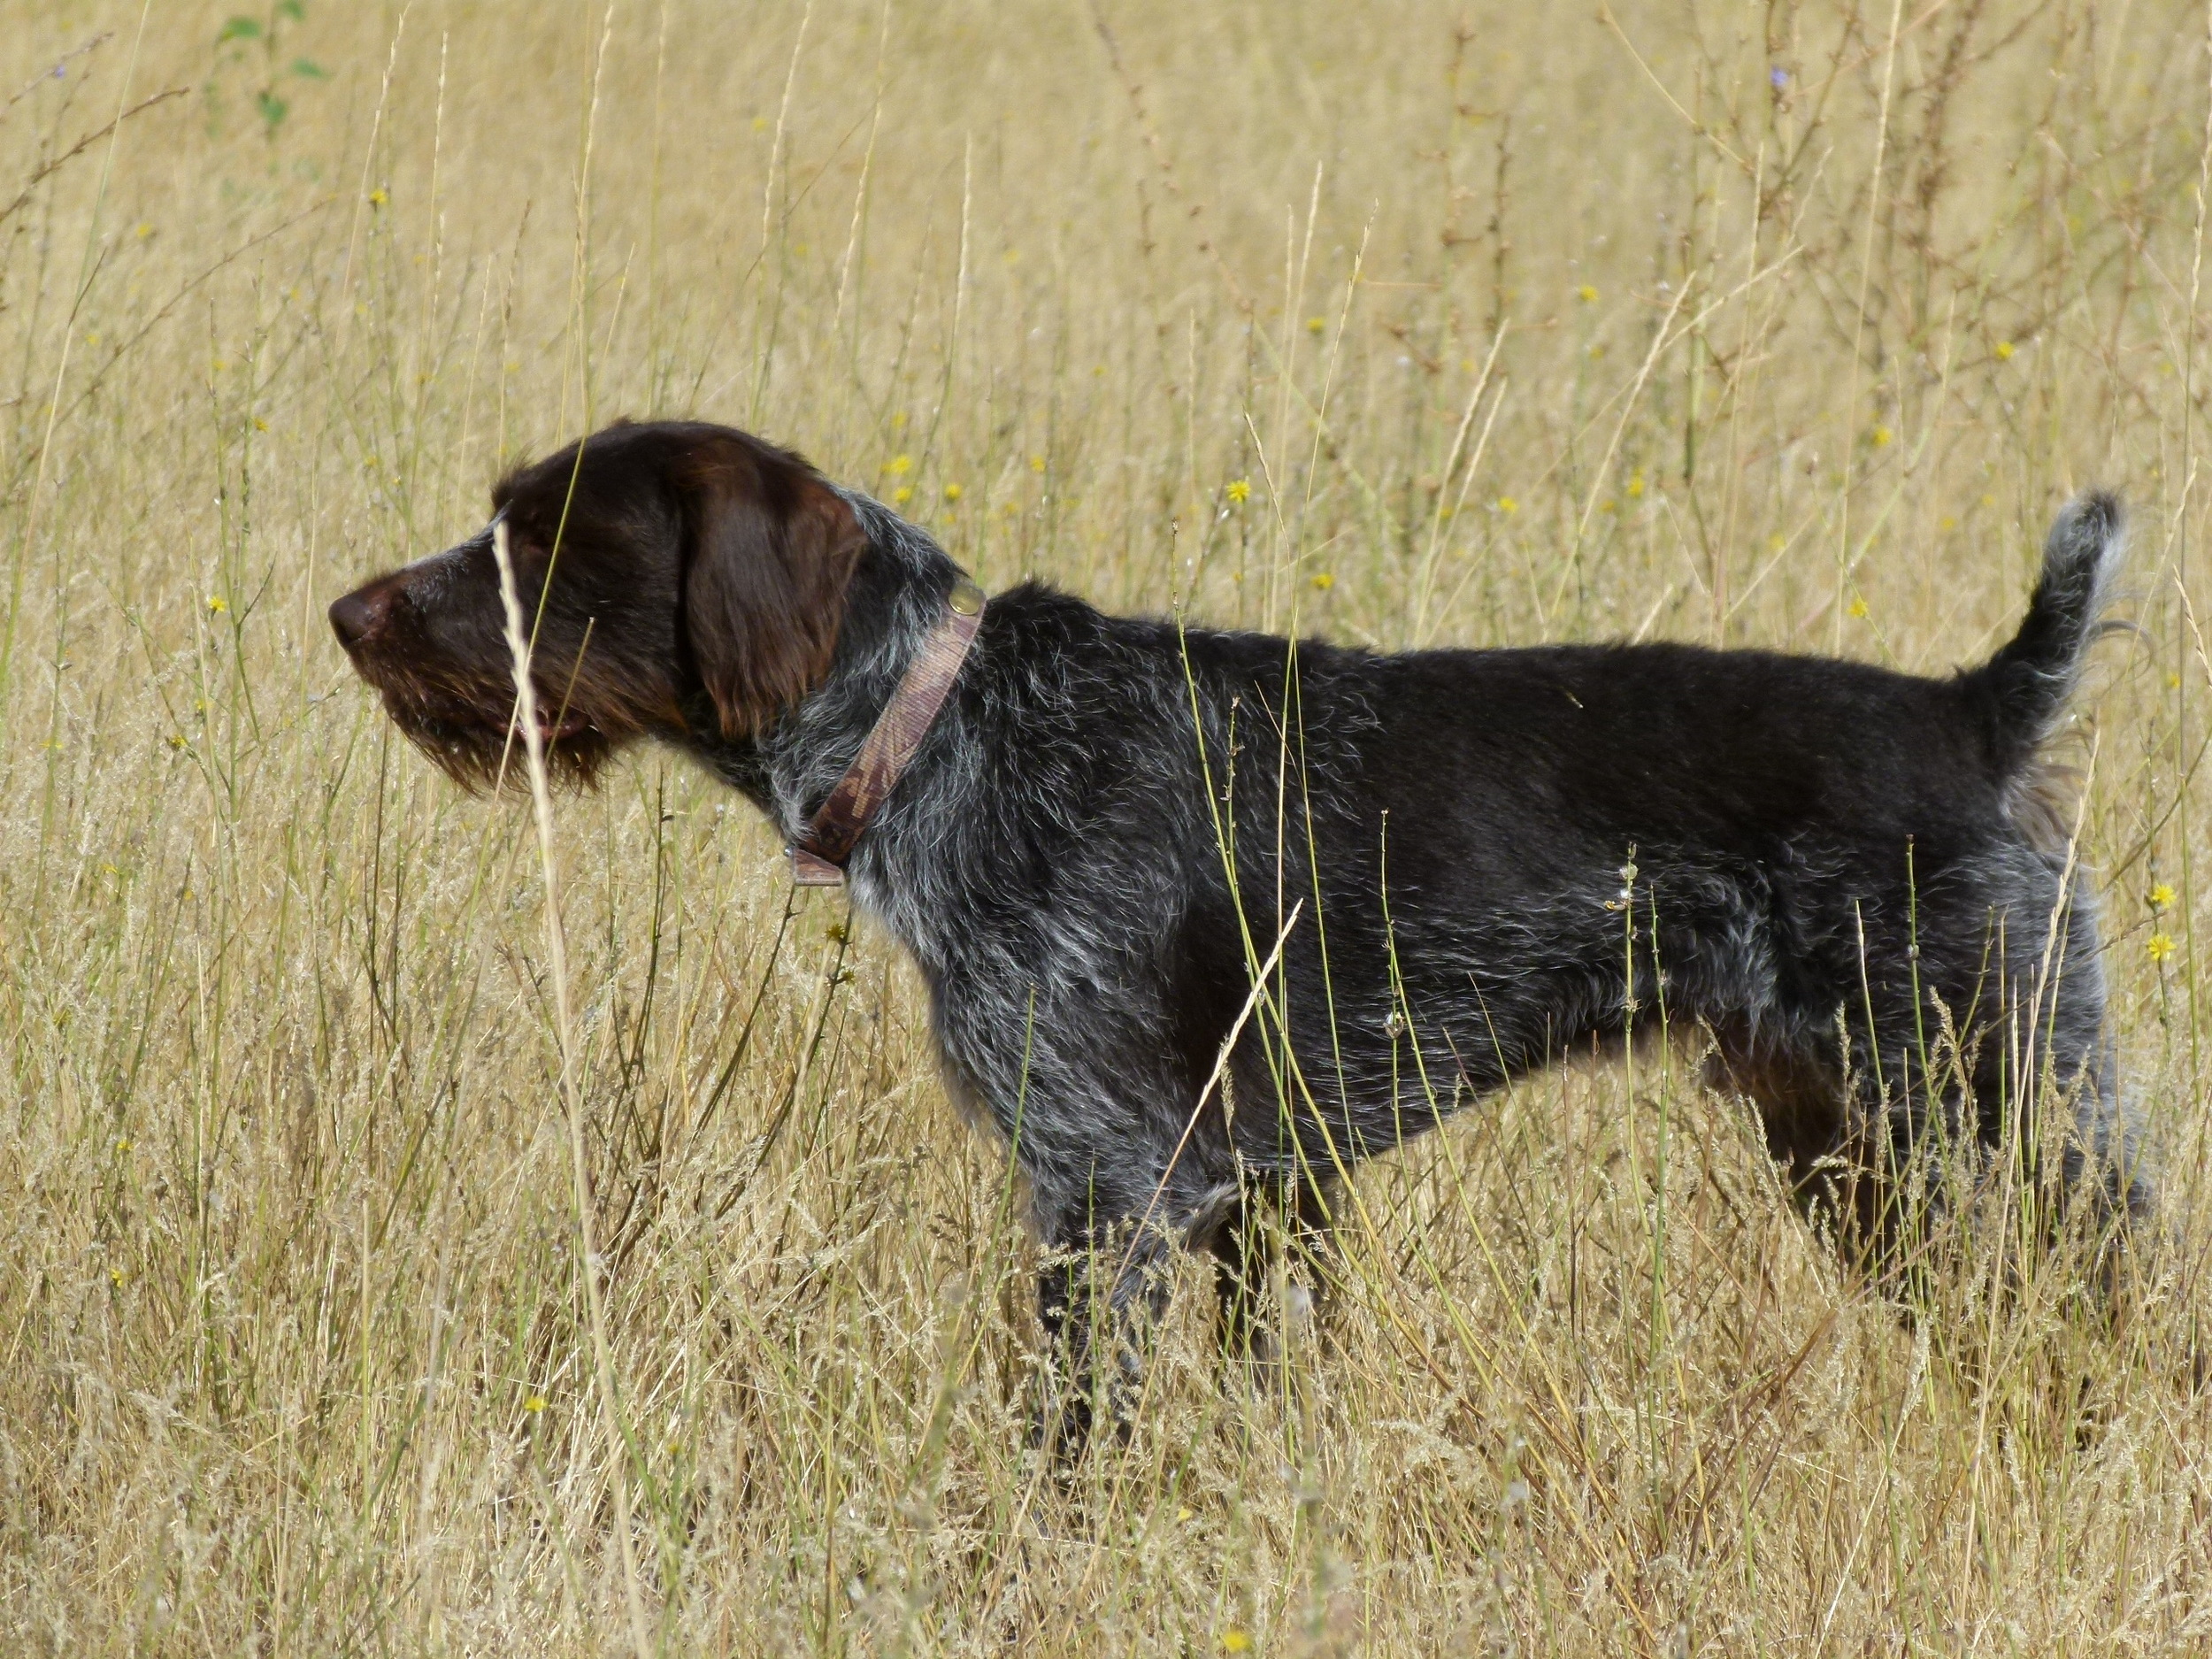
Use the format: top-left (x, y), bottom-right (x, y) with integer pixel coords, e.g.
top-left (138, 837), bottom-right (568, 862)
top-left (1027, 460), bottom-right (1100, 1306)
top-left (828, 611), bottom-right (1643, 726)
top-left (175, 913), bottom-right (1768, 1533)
top-left (331, 419), bottom-right (2148, 1455)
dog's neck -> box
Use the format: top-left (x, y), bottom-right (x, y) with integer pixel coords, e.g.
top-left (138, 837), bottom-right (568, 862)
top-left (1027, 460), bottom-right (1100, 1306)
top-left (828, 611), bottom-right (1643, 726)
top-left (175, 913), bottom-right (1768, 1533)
top-left (678, 492), bottom-right (969, 854)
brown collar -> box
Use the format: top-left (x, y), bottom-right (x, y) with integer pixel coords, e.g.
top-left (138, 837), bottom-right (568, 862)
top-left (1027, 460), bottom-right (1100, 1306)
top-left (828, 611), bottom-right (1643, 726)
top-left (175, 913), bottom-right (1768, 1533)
top-left (790, 579), bottom-right (986, 886)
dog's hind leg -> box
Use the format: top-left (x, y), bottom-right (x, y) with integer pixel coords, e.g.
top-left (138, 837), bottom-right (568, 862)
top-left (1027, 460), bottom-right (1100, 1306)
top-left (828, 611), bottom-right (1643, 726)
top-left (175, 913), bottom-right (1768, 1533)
top-left (1704, 1015), bottom-right (1936, 1284)
top-left (1704, 1023), bottom-right (1862, 1223)
top-left (1965, 908), bottom-right (2152, 1282)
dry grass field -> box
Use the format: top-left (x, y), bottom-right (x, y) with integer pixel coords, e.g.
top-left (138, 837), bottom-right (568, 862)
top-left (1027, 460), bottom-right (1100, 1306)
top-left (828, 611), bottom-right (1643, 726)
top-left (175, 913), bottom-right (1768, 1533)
top-left (4, 1), bottom-right (2212, 1651)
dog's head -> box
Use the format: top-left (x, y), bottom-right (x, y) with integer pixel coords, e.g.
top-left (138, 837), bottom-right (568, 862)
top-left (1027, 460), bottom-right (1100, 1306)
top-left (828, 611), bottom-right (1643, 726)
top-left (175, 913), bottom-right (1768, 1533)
top-left (327, 419), bottom-right (866, 788)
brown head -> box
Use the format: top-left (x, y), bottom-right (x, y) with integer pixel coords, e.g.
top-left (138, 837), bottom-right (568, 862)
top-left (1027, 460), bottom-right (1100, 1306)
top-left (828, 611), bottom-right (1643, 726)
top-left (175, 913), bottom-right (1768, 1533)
top-left (327, 420), bottom-right (866, 788)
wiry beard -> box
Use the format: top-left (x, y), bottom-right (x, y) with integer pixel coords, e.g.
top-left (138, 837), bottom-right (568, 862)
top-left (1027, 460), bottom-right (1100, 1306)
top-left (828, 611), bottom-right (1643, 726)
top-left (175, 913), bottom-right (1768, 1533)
top-left (366, 672), bottom-right (616, 794)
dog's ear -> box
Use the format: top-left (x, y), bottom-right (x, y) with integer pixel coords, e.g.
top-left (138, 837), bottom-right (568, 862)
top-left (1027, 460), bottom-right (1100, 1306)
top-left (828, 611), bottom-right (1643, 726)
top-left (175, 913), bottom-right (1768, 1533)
top-left (679, 440), bottom-right (865, 736)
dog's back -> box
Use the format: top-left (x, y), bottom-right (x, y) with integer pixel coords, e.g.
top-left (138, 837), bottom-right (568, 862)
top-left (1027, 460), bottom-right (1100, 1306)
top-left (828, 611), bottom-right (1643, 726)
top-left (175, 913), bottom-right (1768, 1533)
top-left (1120, 502), bottom-right (2139, 1239)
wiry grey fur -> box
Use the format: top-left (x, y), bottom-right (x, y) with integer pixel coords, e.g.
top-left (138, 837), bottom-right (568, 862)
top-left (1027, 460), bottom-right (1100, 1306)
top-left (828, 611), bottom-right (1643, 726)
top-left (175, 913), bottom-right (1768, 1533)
top-left (691, 489), bottom-right (2147, 1454)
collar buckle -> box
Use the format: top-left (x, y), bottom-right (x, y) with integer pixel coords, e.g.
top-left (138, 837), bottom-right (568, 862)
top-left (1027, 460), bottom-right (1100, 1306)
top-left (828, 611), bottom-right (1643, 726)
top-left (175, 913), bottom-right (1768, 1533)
top-left (788, 580), bottom-right (987, 887)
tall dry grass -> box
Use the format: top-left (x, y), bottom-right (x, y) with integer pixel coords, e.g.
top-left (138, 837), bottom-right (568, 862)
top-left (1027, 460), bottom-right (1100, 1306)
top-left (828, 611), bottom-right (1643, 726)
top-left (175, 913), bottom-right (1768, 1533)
top-left (2, 1), bottom-right (2210, 1651)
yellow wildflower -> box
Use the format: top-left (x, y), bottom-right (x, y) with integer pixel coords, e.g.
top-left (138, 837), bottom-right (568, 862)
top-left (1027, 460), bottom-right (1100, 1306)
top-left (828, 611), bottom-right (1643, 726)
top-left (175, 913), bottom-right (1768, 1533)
top-left (893, 486), bottom-right (913, 505)
top-left (1847, 595), bottom-right (1869, 619)
top-left (1578, 284), bottom-right (1599, 303)
top-left (524, 1394), bottom-right (548, 1413)
top-left (942, 483), bottom-right (963, 503)
top-left (2150, 883), bottom-right (2177, 910)
top-left (2148, 933), bottom-right (2177, 964)
top-left (1994, 341), bottom-right (2015, 361)
top-left (1310, 572), bottom-right (1334, 591)
top-left (887, 454), bottom-right (912, 475)
top-left (1306, 316), bottom-right (1325, 334)
top-left (206, 595), bottom-right (228, 613)
top-left (368, 188), bottom-right (388, 208)
top-left (1029, 455), bottom-right (1046, 472)
top-left (1626, 469), bottom-right (1645, 500)
top-left (1870, 426), bottom-right (1893, 448)
top-left (1226, 479), bottom-right (1250, 504)
top-left (1222, 1632), bottom-right (1253, 1655)
top-left (1495, 495), bottom-right (1518, 515)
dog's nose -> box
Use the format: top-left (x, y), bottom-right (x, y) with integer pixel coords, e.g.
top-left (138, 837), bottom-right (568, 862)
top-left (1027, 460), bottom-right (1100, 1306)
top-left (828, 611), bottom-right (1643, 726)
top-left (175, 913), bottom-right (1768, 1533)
top-left (328, 585), bottom-right (395, 649)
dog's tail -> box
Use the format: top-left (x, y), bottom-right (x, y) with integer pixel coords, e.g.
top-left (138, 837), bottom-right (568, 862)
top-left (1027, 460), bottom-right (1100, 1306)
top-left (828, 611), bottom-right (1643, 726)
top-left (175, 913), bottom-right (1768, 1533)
top-left (1962, 491), bottom-right (2124, 775)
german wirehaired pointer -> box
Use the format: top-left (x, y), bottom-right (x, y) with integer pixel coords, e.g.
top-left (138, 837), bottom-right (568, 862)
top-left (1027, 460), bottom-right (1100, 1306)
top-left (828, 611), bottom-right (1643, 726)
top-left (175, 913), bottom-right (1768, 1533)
top-left (332, 419), bottom-right (2147, 1453)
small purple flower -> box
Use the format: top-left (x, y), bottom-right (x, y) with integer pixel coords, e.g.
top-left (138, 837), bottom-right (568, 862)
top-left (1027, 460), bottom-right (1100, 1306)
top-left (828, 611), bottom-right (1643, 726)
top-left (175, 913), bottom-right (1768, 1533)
top-left (52, 65), bottom-right (65, 80)
top-left (1770, 66), bottom-right (1788, 89)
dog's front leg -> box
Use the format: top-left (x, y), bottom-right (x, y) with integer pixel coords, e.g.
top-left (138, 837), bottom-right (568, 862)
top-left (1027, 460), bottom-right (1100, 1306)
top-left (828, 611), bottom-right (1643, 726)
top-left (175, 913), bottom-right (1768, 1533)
top-left (1206, 1171), bottom-right (1337, 1375)
top-left (1029, 1205), bottom-right (1178, 1466)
